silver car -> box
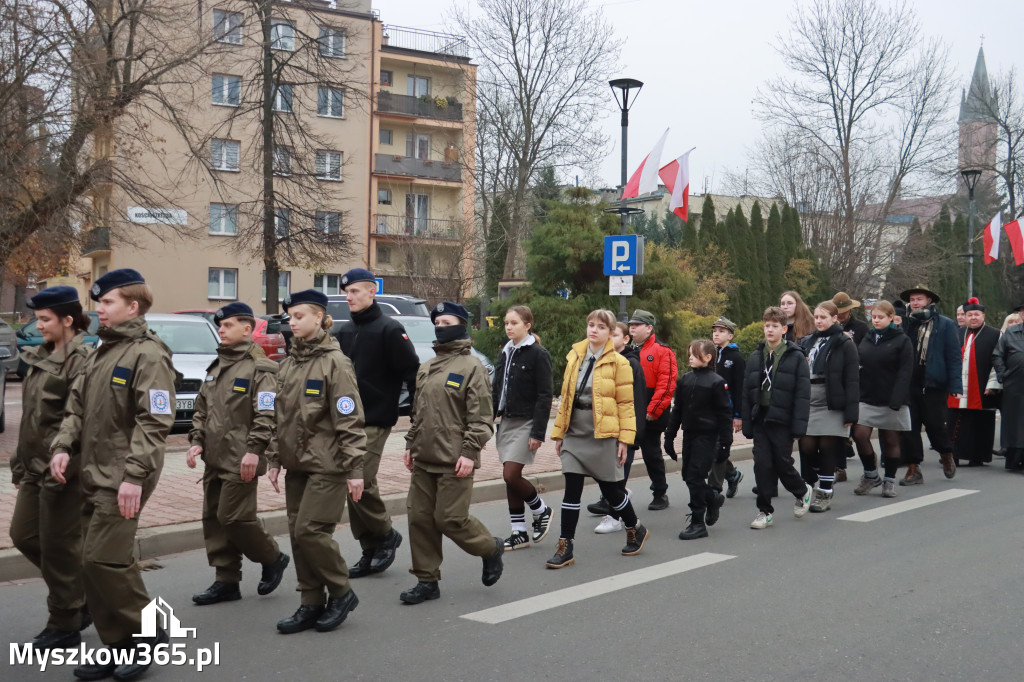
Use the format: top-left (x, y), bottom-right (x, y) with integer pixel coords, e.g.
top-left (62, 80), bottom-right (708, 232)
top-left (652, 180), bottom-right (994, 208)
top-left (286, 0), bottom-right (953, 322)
top-left (144, 313), bottom-right (220, 431)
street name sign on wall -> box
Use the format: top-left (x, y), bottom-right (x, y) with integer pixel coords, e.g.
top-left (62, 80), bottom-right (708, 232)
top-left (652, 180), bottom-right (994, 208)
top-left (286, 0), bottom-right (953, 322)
top-left (603, 235), bottom-right (644, 276)
top-left (127, 207), bottom-right (188, 225)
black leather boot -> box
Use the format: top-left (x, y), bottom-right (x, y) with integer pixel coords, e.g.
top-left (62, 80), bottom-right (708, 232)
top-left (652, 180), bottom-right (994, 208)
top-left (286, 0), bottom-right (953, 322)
top-left (32, 628), bottom-right (81, 649)
top-left (369, 529), bottom-right (403, 574)
top-left (315, 590), bottom-right (359, 632)
top-left (276, 605), bottom-right (324, 634)
top-left (679, 512), bottom-right (708, 540)
top-left (481, 537), bottom-right (504, 586)
top-left (400, 581), bottom-right (441, 605)
top-left (347, 548), bottom-right (375, 579)
top-left (258, 553), bottom-right (290, 596)
top-left (192, 581), bottom-right (241, 606)
top-left (111, 628), bottom-right (168, 681)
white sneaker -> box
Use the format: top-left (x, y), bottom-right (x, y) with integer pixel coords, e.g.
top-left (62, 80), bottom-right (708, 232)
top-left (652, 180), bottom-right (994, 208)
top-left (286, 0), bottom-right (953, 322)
top-left (594, 515), bottom-right (623, 534)
top-left (750, 512), bottom-right (773, 529)
top-left (794, 483), bottom-right (814, 518)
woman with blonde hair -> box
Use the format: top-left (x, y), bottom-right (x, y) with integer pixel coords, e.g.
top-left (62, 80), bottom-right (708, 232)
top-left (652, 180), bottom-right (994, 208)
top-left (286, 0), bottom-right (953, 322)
top-left (547, 309), bottom-right (649, 568)
top-left (780, 290), bottom-right (815, 342)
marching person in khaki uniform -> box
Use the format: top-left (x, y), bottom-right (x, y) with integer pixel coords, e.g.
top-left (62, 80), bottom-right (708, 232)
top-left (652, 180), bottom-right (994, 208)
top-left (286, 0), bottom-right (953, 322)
top-left (10, 286), bottom-right (92, 650)
top-left (400, 301), bottom-right (504, 605)
top-left (187, 302), bottom-right (290, 606)
top-left (268, 289), bottom-right (365, 634)
top-left (49, 269), bottom-right (176, 681)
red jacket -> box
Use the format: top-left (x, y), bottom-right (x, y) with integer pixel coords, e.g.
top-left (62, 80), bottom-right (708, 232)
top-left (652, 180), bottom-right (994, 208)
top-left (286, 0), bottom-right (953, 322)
top-left (637, 333), bottom-right (678, 420)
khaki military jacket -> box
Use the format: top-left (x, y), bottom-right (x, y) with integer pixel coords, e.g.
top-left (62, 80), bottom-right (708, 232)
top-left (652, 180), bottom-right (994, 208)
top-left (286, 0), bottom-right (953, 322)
top-left (11, 334), bottom-right (90, 487)
top-left (51, 317), bottom-right (177, 498)
top-left (269, 329), bottom-right (365, 477)
top-left (189, 340), bottom-right (277, 475)
top-left (405, 338), bottom-right (493, 471)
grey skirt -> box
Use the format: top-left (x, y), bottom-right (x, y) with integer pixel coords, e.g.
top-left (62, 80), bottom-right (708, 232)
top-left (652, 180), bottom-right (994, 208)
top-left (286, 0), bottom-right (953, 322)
top-left (496, 417), bottom-right (536, 465)
top-left (805, 383), bottom-right (850, 437)
top-left (560, 408), bottom-right (623, 482)
top-left (857, 402), bottom-right (912, 431)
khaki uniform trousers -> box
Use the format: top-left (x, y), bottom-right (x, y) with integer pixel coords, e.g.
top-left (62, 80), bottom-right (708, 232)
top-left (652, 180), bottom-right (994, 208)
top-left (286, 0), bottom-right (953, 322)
top-left (81, 490), bottom-right (153, 645)
top-left (285, 471), bottom-right (351, 605)
top-left (202, 470), bottom-right (280, 583)
top-left (407, 466), bottom-right (495, 582)
top-left (347, 426), bottom-right (393, 550)
top-left (10, 476), bottom-right (86, 630)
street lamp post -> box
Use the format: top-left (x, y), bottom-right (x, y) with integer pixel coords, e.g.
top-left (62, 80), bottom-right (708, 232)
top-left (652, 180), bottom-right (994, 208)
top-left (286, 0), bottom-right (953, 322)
top-left (609, 78), bottom-right (644, 321)
top-left (960, 169), bottom-right (982, 298)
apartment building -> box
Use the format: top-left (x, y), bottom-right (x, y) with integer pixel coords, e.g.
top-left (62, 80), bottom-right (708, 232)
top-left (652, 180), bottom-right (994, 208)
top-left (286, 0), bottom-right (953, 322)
top-left (78, 0), bottom-right (475, 312)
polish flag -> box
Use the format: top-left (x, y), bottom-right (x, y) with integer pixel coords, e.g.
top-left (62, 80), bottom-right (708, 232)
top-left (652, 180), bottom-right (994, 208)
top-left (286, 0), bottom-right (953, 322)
top-left (1006, 218), bottom-right (1024, 265)
top-left (982, 211), bottom-right (1001, 264)
top-left (658, 148), bottom-right (695, 222)
top-left (621, 129), bottom-right (669, 200)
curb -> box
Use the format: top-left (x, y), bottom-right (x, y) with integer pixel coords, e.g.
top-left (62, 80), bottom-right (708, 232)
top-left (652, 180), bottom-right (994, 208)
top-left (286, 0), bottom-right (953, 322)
top-left (0, 445), bottom-right (754, 582)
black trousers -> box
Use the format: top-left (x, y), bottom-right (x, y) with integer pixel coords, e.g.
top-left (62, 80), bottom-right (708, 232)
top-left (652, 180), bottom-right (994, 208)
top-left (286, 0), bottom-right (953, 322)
top-left (905, 388), bottom-right (953, 464)
top-left (682, 430), bottom-right (718, 514)
top-left (639, 415), bottom-right (669, 496)
top-left (949, 408), bottom-right (996, 465)
top-left (752, 421), bottom-right (807, 514)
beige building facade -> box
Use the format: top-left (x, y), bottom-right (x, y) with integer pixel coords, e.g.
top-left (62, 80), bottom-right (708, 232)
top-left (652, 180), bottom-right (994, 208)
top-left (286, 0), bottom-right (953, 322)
top-left (78, 0), bottom-right (475, 312)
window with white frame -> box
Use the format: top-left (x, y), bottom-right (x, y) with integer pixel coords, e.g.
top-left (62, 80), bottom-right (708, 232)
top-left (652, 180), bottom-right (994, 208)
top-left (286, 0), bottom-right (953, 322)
top-left (273, 146), bottom-right (291, 176)
top-left (380, 70), bottom-right (393, 86)
top-left (262, 271), bottom-right (290, 302)
top-left (377, 188), bottom-right (392, 205)
top-left (270, 20), bottom-right (295, 50)
top-left (406, 75), bottom-right (429, 96)
top-left (379, 128), bottom-right (392, 145)
top-left (406, 133), bottom-right (430, 160)
top-left (314, 273), bottom-right (343, 295)
top-left (315, 151), bottom-right (342, 180)
top-left (274, 208), bottom-right (290, 238)
top-left (317, 86), bottom-right (343, 118)
top-left (212, 74), bottom-right (240, 106)
top-left (316, 211), bottom-right (341, 237)
top-left (211, 139), bottom-right (240, 171)
top-left (209, 203), bottom-right (238, 235)
top-left (213, 10), bottom-right (242, 44)
top-left (208, 268), bottom-right (238, 299)
top-left (272, 83), bottom-right (293, 112)
top-left (318, 27), bottom-right (345, 58)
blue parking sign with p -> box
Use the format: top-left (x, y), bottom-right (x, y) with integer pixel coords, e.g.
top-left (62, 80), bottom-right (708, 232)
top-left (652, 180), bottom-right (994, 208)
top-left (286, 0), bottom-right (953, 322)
top-left (603, 235), bottom-right (643, 276)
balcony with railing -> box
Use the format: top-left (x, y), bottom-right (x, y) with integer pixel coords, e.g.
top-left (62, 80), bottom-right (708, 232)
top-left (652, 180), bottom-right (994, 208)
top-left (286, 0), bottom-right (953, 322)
top-left (81, 226), bottom-right (110, 256)
top-left (374, 153), bottom-right (462, 182)
top-left (372, 214), bottom-right (460, 241)
top-left (381, 26), bottom-right (470, 60)
top-left (378, 91), bottom-right (463, 122)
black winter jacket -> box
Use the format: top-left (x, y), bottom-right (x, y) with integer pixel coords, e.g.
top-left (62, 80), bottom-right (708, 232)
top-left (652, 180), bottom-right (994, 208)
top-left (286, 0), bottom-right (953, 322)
top-left (858, 325), bottom-right (913, 409)
top-left (665, 366), bottom-right (733, 447)
top-left (841, 316), bottom-right (869, 346)
top-left (715, 343), bottom-right (745, 419)
top-left (741, 340), bottom-right (811, 438)
top-left (337, 303), bottom-right (421, 428)
top-left (799, 324), bottom-right (860, 424)
top-left (492, 338), bottom-right (553, 442)
top-left (903, 307), bottom-right (963, 393)
top-left (622, 346), bottom-right (650, 445)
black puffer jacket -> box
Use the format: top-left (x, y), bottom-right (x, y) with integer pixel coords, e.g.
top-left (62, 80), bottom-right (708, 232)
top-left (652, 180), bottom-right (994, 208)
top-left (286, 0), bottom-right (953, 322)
top-left (715, 343), bottom-right (745, 419)
top-left (741, 341), bottom-right (811, 438)
top-left (622, 346), bottom-right (650, 445)
top-left (858, 325), bottom-right (912, 409)
top-left (799, 324), bottom-right (860, 424)
top-left (492, 338), bottom-right (553, 442)
top-left (665, 366), bottom-right (733, 447)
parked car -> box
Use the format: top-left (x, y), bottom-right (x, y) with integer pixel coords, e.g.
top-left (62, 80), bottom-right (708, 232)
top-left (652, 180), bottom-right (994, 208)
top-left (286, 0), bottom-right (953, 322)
top-left (174, 309), bottom-right (286, 361)
top-left (276, 293), bottom-right (429, 350)
top-left (394, 315), bottom-right (494, 415)
top-left (15, 311), bottom-right (101, 378)
top-left (0, 318), bottom-right (19, 374)
top-left (144, 313), bottom-right (220, 431)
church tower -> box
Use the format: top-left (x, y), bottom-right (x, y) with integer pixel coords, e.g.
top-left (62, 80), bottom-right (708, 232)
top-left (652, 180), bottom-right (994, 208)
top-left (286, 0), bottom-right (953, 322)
top-left (958, 46), bottom-right (998, 193)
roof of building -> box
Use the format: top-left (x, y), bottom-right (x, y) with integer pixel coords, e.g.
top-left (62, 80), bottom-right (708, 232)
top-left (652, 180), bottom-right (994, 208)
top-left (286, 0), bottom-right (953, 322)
top-left (959, 46), bottom-right (997, 124)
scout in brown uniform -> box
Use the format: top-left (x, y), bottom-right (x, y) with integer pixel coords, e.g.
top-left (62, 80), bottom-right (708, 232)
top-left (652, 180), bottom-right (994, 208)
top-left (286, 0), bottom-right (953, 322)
top-left (400, 301), bottom-right (504, 605)
top-left (268, 289), bottom-right (365, 634)
top-left (10, 286), bottom-right (92, 650)
top-left (186, 302), bottom-right (290, 605)
top-left (50, 269), bottom-right (177, 681)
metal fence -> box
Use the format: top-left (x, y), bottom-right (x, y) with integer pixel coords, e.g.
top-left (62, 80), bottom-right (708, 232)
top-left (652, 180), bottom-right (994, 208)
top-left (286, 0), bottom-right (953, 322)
top-left (381, 26), bottom-right (470, 59)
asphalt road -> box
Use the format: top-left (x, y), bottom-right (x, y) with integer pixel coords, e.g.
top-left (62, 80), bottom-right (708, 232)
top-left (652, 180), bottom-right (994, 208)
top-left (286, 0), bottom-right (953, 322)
top-left (2, 457), bottom-right (1020, 681)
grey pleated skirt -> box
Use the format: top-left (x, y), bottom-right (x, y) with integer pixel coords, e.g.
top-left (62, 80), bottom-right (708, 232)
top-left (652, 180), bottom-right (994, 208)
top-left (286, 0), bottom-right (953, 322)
top-left (857, 402), bottom-right (912, 431)
top-left (805, 383), bottom-right (850, 437)
top-left (560, 408), bottom-right (623, 482)
top-left (496, 417), bottom-right (536, 465)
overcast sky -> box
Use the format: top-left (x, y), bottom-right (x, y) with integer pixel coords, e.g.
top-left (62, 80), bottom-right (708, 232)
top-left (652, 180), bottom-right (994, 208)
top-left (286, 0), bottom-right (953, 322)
top-left (373, 0), bottom-right (1024, 192)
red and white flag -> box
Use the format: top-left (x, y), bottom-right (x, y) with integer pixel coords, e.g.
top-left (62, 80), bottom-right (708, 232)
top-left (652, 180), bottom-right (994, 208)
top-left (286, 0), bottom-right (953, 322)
top-left (621, 129), bottom-right (669, 200)
top-left (658, 148), bottom-right (695, 222)
top-left (982, 211), bottom-right (1001, 264)
top-left (1005, 217), bottom-right (1024, 265)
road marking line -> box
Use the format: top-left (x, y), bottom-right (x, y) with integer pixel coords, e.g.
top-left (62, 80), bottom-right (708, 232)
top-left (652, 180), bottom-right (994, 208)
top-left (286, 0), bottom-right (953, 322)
top-left (460, 552), bottom-right (735, 624)
top-left (837, 488), bottom-right (979, 523)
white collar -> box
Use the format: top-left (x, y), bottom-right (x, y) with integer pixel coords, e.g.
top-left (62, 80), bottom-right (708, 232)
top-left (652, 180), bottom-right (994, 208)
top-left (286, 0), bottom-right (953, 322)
top-left (501, 334), bottom-right (536, 356)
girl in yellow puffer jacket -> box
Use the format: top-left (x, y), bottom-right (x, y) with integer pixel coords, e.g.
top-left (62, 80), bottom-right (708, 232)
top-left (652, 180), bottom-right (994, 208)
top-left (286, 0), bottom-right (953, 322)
top-left (546, 309), bottom-right (649, 568)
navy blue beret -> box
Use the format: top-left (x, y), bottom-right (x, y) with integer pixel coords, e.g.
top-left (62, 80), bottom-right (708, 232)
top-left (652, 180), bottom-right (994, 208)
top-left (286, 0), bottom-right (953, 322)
top-left (27, 285), bottom-right (81, 310)
top-left (283, 289), bottom-right (328, 312)
top-left (90, 268), bottom-right (145, 301)
top-left (214, 302), bottom-right (254, 323)
top-left (340, 268), bottom-right (376, 290)
top-left (430, 301), bottom-right (469, 323)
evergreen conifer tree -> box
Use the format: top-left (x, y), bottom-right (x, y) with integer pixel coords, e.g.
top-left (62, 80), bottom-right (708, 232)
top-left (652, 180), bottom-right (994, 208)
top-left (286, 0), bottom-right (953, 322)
top-left (765, 202), bottom-right (786, 299)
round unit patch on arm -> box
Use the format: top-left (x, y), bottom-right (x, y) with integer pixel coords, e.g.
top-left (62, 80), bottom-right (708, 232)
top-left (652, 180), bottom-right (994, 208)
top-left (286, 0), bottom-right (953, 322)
top-left (336, 396), bottom-right (356, 415)
top-left (257, 391), bottom-right (276, 410)
top-left (149, 389), bottom-right (173, 415)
